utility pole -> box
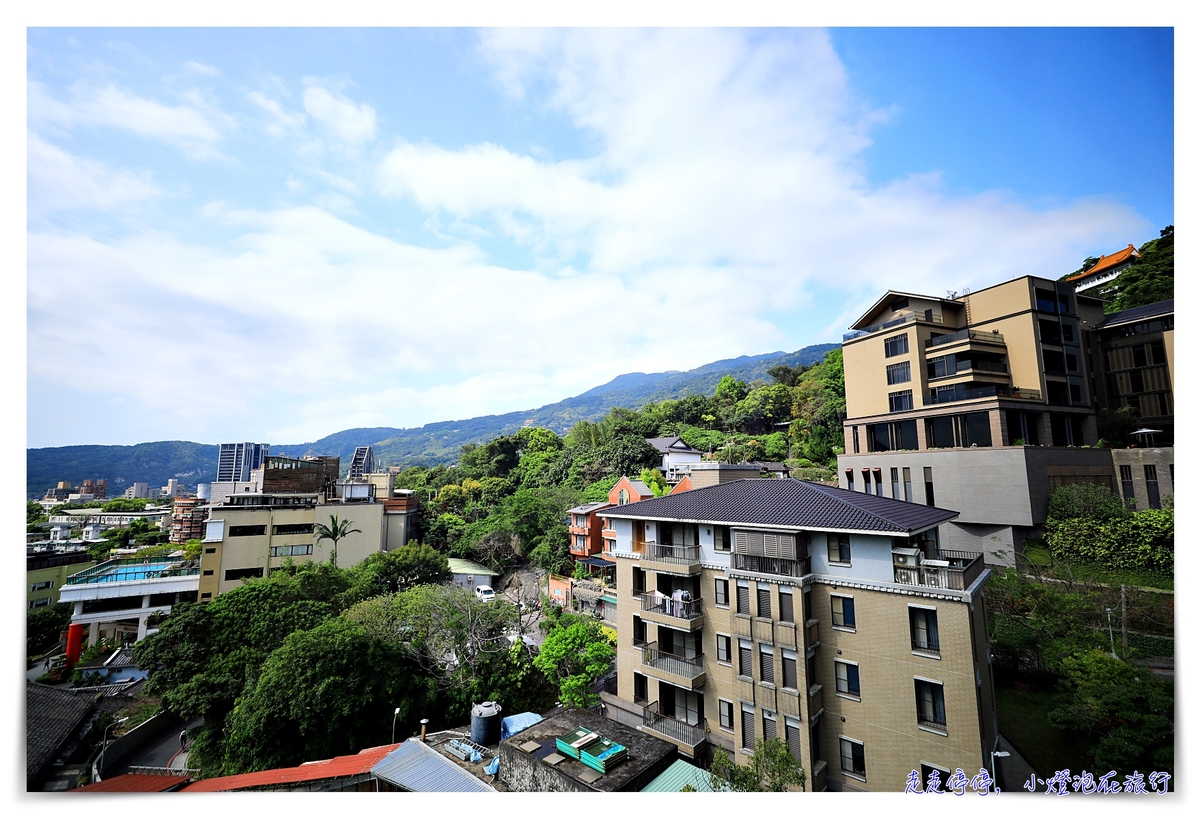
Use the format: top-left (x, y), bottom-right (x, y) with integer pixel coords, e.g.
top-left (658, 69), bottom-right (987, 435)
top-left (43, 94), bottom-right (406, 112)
top-left (1120, 584), bottom-right (1128, 653)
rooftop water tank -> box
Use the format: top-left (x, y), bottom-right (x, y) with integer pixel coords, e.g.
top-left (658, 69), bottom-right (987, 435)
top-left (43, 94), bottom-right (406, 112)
top-left (471, 701), bottom-right (503, 746)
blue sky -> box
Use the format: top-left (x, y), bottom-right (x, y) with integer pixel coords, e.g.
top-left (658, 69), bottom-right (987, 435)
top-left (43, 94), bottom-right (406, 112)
top-left (26, 27), bottom-right (1173, 448)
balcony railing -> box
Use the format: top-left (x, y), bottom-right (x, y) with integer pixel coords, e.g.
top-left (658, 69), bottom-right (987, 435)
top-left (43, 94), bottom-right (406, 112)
top-left (843, 310), bottom-right (944, 342)
top-left (924, 383), bottom-right (1041, 405)
top-left (641, 592), bottom-right (703, 622)
top-left (925, 328), bottom-right (1005, 349)
top-left (893, 550), bottom-right (984, 591)
top-left (642, 702), bottom-right (707, 747)
top-left (911, 637), bottom-right (941, 655)
top-left (66, 558), bottom-right (199, 585)
top-left (732, 554), bottom-right (811, 578)
top-left (643, 543), bottom-right (702, 565)
top-left (642, 642), bottom-right (705, 680)
top-left (918, 715), bottom-right (947, 732)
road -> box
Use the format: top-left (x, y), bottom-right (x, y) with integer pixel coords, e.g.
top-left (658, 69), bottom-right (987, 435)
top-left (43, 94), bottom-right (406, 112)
top-left (108, 716), bottom-right (203, 776)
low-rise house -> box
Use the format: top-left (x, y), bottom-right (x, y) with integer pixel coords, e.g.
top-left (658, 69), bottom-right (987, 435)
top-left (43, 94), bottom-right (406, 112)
top-left (646, 437), bottom-right (705, 481)
top-left (448, 558), bottom-right (497, 593)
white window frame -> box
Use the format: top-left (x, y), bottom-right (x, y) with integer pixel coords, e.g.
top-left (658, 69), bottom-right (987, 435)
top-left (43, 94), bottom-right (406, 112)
top-left (718, 698), bottom-right (735, 732)
top-left (838, 735), bottom-right (867, 780)
top-left (835, 659), bottom-right (861, 701)
top-left (831, 594), bottom-right (856, 632)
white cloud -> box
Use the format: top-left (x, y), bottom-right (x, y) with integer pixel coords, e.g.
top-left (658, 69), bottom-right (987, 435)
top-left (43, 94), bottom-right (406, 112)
top-left (185, 60), bottom-right (220, 76)
top-left (302, 84), bottom-right (377, 146)
top-left (29, 80), bottom-right (226, 159)
top-left (247, 91), bottom-right (305, 137)
top-left (27, 133), bottom-right (161, 218)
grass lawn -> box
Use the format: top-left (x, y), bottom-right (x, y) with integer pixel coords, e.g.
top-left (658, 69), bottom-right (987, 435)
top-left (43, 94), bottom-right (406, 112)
top-left (1022, 545), bottom-right (1174, 591)
top-left (995, 681), bottom-right (1089, 778)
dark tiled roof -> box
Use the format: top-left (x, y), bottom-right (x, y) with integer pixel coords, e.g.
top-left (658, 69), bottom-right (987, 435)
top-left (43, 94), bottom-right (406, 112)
top-left (27, 682), bottom-right (96, 784)
top-left (600, 478), bottom-right (957, 533)
top-left (1095, 298), bottom-right (1174, 329)
top-left (645, 436), bottom-right (701, 454)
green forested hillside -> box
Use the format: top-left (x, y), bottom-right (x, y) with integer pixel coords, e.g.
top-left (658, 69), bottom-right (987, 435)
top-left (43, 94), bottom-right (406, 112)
top-left (27, 343), bottom-right (836, 497)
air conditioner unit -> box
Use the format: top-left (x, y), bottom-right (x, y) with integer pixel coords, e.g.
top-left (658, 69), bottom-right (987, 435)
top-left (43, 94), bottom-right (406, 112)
top-left (892, 547), bottom-right (922, 566)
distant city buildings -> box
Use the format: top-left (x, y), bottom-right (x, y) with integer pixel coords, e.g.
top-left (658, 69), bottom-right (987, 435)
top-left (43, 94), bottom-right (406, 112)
top-left (216, 441), bottom-right (270, 483)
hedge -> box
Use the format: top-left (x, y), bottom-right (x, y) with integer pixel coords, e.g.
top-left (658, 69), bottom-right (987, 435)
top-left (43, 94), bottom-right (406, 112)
top-left (1044, 508), bottom-right (1173, 573)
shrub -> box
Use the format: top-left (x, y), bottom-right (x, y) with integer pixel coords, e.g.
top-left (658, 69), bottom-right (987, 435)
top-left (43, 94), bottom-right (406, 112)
top-left (1047, 483), bottom-right (1128, 523)
top-left (1044, 508), bottom-right (1173, 574)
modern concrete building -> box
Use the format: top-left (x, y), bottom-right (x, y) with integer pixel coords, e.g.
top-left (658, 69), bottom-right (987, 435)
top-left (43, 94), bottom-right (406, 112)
top-left (837, 277), bottom-right (1117, 564)
top-left (348, 446), bottom-right (375, 480)
top-left (58, 558), bottom-right (200, 645)
top-left (598, 479), bottom-right (997, 793)
top-left (27, 550), bottom-right (97, 610)
top-left (215, 442), bottom-right (269, 483)
top-left (169, 497), bottom-right (208, 544)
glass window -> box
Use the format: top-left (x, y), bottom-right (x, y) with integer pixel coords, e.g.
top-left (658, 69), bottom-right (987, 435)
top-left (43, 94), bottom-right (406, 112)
top-left (785, 717), bottom-right (803, 763)
top-left (910, 607), bottom-right (940, 653)
top-left (1145, 465), bottom-right (1161, 509)
top-left (924, 466), bottom-right (935, 506)
top-left (757, 584), bottom-right (772, 618)
top-left (736, 581), bottom-right (751, 614)
top-left (903, 467), bottom-right (913, 502)
top-left (717, 634), bottom-right (731, 663)
top-left (778, 588), bottom-right (794, 623)
top-left (835, 660), bottom-right (861, 696)
top-left (715, 578), bottom-right (729, 606)
top-left (1120, 465), bottom-right (1135, 502)
top-left (742, 705), bottom-right (756, 748)
top-left (915, 679), bottom-right (946, 729)
top-left (762, 709), bottom-right (777, 741)
top-left (719, 699), bottom-right (734, 730)
top-left (714, 525), bottom-right (731, 552)
top-left (891, 467), bottom-right (900, 499)
top-left (886, 361), bottom-right (911, 384)
top-left (846, 469), bottom-right (855, 491)
top-left (760, 645), bottom-right (775, 684)
top-left (889, 390), bottom-right (914, 413)
top-left (890, 296), bottom-right (910, 311)
top-left (884, 333), bottom-right (910, 358)
top-left (840, 737), bottom-right (866, 777)
top-left (831, 596), bottom-right (856, 628)
top-left (852, 425), bottom-right (860, 454)
top-left (827, 533), bottom-right (851, 564)
top-left (781, 649), bottom-right (798, 690)
top-left (738, 639), bottom-right (753, 678)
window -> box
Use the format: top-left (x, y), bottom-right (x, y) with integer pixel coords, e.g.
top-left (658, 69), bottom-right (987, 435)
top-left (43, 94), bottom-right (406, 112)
top-left (270, 544), bottom-right (313, 557)
top-left (200, 592), bottom-right (212, 600)
top-left (924, 467), bottom-right (935, 506)
top-left (888, 390), bottom-right (914, 413)
top-left (714, 525), bottom-right (731, 552)
top-left (860, 469), bottom-right (870, 493)
top-left (202, 569), bottom-right (214, 576)
top-left (717, 634), bottom-right (732, 663)
top-left (827, 533), bottom-right (851, 564)
top-left (760, 645), bottom-right (776, 684)
top-left (719, 699), bottom-right (735, 730)
top-left (1150, 339), bottom-right (1166, 365)
top-left (573, 514), bottom-right (585, 527)
top-left (30, 580), bottom-right (54, 592)
top-left (738, 639), bottom-right (753, 678)
top-left (921, 764), bottom-right (951, 791)
top-left (927, 354), bottom-right (956, 379)
top-left (1069, 383), bottom-right (1083, 403)
top-left (874, 469), bottom-right (883, 496)
top-left (742, 705), bottom-right (756, 749)
top-left (736, 581), bottom-right (751, 615)
top-left (633, 567), bottom-right (646, 595)
top-left (811, 719), bottom-right (824, 763)
top-left (1145, 465), bottom-right (1161, 509)
top-left (852, 425), bottom-right (860, 454)
top-left (802, 590), bottom-right (813, 623)
top-left (1066, 353), bottom-right (1078, 373)
top-left (884, 333), bottom-right (909, 358)
top-left (715, 578), bottom-right (729, 606)
top-left (910, 607), bottom-right (940, 654)
top-left (867, 420), bottom-right (918, 451)
top-left (915, 679), bottom-right (947, 730)
top-left (224, 567), bottom-right (264, 582)
top-left (633, 617), bottom-right (647, 646)
top-left (1035, 288), bottom-right (1058, 313)
top-left (1119, 465), bottom-right (1135, 503)
top-left (891, 467), bottom-right (900, 499)
top-left (204, 547), bottom-right (217, 554)
top-left (30, 597), bottom-right (51, 609)
top-left (890, 296), bottom-right (910, 311)
top-left (840, 737), bottom-right (866, 777)
top-left (1038, 318), bottom-right (1062, 344)
top-left (846, 469), bottom-right (855, 491)
top-left (618, 489), bottom-right (629, 505)
top-left (633, 673), bottom-right (648, 703)
top-left (781, 648), bottom-right (798, 690)
top-left (903, 467), bottom-right (913, 502)
top-left (228, 525), bottom-right (266, 537)
top-left (785, 717), bottom-right (803, 763)
top-left (272, 523), bottom-right (314, 535)
top-left (926, 412), bottom-right (992, 448)
top-left (1062, 324), bottom-right (1074, 343)
top-left (757, 584), bottom-right (772, 618)
top-left (886, 362), bottom-right (911, 384)
top-left (831, 596), bottom-right (856, 629)
top-left (778, 588), bottom-right (794, 623)
top-left (835, 660), bottom-right (861, 697)
top-left (762, 709), bottom-right (777, 741)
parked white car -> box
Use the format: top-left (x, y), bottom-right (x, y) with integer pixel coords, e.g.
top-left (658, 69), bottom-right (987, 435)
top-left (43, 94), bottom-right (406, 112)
top-left (475, 585), bottom-right (496, 603)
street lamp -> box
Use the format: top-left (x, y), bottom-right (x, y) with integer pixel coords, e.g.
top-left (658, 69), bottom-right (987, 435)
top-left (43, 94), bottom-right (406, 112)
top-left (98, 716), bottom-right (129, 781)
top-left (990, 750), bottom-right (1010, 790)
top-left (391, 707), bottom-right (401, 744)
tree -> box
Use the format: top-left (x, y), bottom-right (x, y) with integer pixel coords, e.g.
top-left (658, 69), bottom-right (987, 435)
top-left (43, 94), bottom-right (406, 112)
top-left (27, 603), bottom-right (72, 657)
top-left (1047, 650), bottom-right (1173, 775)
top-left (1097, 406), bottom-right (1140, 445)
top-left (533, 617), bottom-right (615, 707)
top-left (27, 500), bottom-right (47, 527)
top-left (638, 467), bottom-right (670, 497)
top-left (222, 618), bottom-right (435, 774)
top-left (708, 736), bottom-right (806, 791)
top-left (1047, 483), bottom-right (1129, 522)
top-left (313, 513), bottom-right (361, 568)
top-left (348, 542), bottom-right (451, 598)
top-left (1102, 226), bottom-right (1174, 313)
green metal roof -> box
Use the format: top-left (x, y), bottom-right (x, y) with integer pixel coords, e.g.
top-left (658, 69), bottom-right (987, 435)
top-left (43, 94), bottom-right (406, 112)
top-left (446, 558), bottom-right (495, 576)
top-left (640, 759), bottom-right (723, 792)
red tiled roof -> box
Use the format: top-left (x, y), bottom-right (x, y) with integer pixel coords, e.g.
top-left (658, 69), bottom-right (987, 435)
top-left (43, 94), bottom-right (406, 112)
top-left (74, 773), bottom-right (191, 792)
top-left (179, 744), bottom-right (400, 792)
top-left (1066, 244), bottom-right (1140, 281)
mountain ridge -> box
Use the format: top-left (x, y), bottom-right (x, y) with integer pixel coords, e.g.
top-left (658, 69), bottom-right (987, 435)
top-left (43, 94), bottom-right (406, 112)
top-left (27, 343), bottom-right (838, 497)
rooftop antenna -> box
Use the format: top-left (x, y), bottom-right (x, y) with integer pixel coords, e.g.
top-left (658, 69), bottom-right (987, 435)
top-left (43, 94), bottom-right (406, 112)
top-left (946, 290), bottom-right (958, 300)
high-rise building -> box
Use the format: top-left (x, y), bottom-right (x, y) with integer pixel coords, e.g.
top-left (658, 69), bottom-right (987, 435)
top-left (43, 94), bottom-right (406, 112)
top-left (348, 446), bottom-right (375, 480)
top-left (216, 442), bottom-right (269, 483)
top-left (598, 479), bottom-right (997, 793)
top-left (170, 497), bottom-right (208, 544)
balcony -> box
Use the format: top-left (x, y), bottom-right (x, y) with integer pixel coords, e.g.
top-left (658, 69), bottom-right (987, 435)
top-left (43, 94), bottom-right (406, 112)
top-left (732, 554), bottom-right (811, 579)
top-left (640, 592), bottom-right (704, 630)
top-left (893, 550), bottom-right (985, 591)
top-left (843, 310), bottom-right (945, 342)
top-left (925, 328), bottom-right (1005, 349)
top-left (641, 642), bottom-right (705, 688)
top-left (641, 702), bottom-right (708, 753)
top-left (66, 558), bottom-right (199, 585)
top-left (924, 383), bottom-right (1041, 406)
top-left (638, 542), bottom-right (702, 574)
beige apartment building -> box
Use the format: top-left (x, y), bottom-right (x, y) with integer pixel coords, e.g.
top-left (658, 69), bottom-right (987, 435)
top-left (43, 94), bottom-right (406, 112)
top-left (597, 479), bottom-right (998, 793)
top-left (838, 276), bottom-right (1117, 564)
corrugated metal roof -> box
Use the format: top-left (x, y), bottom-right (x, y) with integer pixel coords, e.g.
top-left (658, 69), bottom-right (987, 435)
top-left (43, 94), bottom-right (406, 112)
top-left (371, 738), bottom-right (495, 792)
top-left (641, 759), bottom-right (724, 792)
top-left (74, 773), bottom-right (191, 792)
top-left (181, 744), bottom-right (399, 791)
top-left (600, 478), bottom-right (957, 533)
top-left (447, 558), bottom-right (495, 576)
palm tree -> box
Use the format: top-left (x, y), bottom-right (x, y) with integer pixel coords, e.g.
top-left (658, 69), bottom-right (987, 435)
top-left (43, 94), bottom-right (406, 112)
top-left (313, 513), bottom-right (361, 568)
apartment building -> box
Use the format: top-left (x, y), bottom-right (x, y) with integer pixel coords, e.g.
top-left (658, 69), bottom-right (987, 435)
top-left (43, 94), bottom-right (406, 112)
top-left (598, 479), bottom-right (996, 793)
top-left (838, 277), bottom-right (1116, 564)
top-left (216, 441), bottom-right (270, 483)
top-left (27, 550), bottom-right (96, 610)
top-left (170, 496), bottom-right (208, 544)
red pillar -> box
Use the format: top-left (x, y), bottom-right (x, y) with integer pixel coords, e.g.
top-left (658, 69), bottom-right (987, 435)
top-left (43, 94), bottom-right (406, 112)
top-left (65, 622), bottom-right (84, 665)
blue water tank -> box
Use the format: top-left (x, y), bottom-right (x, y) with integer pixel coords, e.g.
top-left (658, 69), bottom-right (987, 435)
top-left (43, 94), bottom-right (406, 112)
top-left (471, 701), bottom-right (503, 745)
